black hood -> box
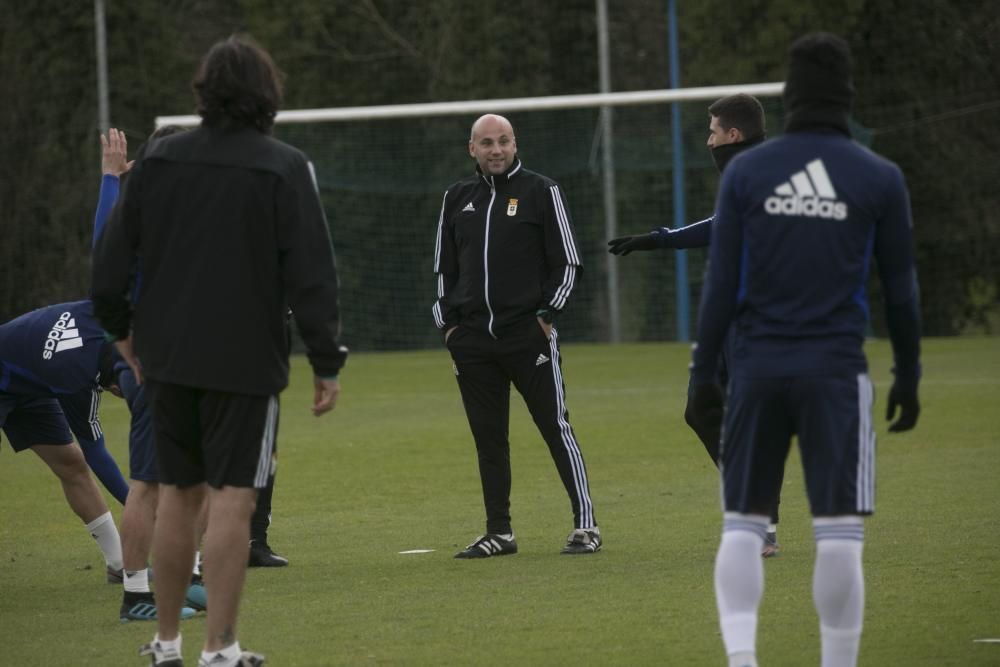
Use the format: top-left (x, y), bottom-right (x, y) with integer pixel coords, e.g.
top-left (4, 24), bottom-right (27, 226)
top-left (783, 32), bottom-right (854, 136)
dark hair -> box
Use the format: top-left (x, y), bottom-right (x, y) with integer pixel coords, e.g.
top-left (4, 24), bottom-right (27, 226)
top-left (192, 35), bottom-right (284, 133)
top-left (707, 94), bottom-right (765, 141)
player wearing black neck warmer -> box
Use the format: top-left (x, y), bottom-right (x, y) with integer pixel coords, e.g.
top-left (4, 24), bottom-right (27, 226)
top-left (607, 93), bottom-right (766, 255)
top-left (607, 93), bottom-right (786, 556)
top-left (691, 32), bottom-right (922, 667)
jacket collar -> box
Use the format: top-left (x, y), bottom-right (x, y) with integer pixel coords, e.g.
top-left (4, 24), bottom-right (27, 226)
top-left (477, 157), bottom-right (523, 188)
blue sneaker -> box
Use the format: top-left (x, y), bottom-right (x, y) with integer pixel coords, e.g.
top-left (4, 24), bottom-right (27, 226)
top-left (120, 592), bottom-right (196, 623)
top-left (185, 575), bottom-right (207, 611)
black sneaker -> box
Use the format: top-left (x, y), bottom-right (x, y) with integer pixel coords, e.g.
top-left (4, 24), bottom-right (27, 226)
top-left (454, 534), bottom-right (518, 559)
top-left (122, 592), bottom-right (196, 623)
top-left (560, 528), bottom-right (602, 554)
top-left (139, 639), bottom-right (184, 666)
top-left (248, 540), bottom-right (289, 568)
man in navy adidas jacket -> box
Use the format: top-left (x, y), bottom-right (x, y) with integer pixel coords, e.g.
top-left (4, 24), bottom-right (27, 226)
top-left (689, 33), bottom-right (921, 667)
top-left (433, 114), bottom-right (600, 558)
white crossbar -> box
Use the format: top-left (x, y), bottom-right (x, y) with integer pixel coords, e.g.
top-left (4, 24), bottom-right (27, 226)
top-left (156, 81), bottom-right (784, 128)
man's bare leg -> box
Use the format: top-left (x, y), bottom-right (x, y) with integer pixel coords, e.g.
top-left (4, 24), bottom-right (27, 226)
top-left (32, 442), bottom-right (108, 521)
top-left (153, 483), bottom-right (205, 640)
top-left (122, 480), bottom-right (158, 573)
top-left (203, 486), bottom-right (257, 651)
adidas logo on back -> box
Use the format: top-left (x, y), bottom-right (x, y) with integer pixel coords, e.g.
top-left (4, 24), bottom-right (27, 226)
top-left (42, 311), bottom-right (83, 360)
top-left (765, 158), bottom-right (847, 220)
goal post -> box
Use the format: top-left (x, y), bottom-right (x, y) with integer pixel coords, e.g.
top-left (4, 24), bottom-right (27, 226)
top-left (155, 83), bottom-right (785, 352)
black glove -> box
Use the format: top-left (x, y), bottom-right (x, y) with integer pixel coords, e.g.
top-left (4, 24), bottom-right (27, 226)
top-left (886, 382), bottom-right (919, 432)
top-left (688, 381), bottom-right (725, 437)
top-left (607, 231), bottom-right (665, 255)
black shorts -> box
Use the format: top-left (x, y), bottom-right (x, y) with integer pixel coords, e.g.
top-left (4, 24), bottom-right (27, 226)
top-left (721, 373), bottom-right (875, 517)
top-left (145, 379), bottom-right (278, 489)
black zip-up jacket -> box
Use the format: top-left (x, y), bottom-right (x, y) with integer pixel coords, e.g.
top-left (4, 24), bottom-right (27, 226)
top-left (432, 158), bottom-right (583, 338)
top-left (92, 125), bottom-right (346, 395)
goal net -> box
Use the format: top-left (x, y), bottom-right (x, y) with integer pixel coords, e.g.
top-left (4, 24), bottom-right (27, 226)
top-left (158, 84), bottom-right (786, 351)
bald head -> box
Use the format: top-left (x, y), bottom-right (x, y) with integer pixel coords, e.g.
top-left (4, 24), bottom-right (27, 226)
top-left (469, 114), bottom-right (517, 175)
top-left (470, 114), bottom-right (514, 141)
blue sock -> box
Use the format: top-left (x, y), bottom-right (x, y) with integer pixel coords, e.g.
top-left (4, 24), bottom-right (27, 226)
top-left (78, 435), bottom-right (129, 504)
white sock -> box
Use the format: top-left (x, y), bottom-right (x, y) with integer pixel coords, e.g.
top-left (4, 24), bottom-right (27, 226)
top-left (193, 550), bottom-right (202, 576)
top-left (498, 533), bottom-right (514, 541)
top-left (85, 511), bottom-right (123, 571)
top-left (124, 568), bottom-right (150, 593)
top-left (715, 513), bottom-right (768, 660)
top-left (199, 641), bottom-right (240, 667)
top-left (153, 633), bottom-right (182, 661)
top-left (729, 651), bottom-right (758, 667)
top-left (813, 517), bottom-right (865, 667)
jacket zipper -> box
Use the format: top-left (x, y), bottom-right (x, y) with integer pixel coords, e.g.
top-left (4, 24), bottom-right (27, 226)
top-left (484, 177), bottom-right (497, 338)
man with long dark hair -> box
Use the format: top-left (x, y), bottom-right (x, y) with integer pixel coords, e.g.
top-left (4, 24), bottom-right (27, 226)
top-left (93, 35), bottom-right (347, 667)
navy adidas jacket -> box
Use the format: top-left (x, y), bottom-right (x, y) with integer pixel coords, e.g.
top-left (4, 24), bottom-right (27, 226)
top-left (432, 158), bottom-right (582, 338)
top-left (691, 128), bottom-right (921, 386)
top-left (0, 300), bottom-right (109, 395)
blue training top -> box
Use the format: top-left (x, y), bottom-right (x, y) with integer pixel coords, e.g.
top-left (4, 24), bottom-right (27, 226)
top-left (93, 174), bottom-right (120, 249)
top-left (0, 300), bottom-right (109, 395)
top-left (691, 128), bottom-right (920, 384)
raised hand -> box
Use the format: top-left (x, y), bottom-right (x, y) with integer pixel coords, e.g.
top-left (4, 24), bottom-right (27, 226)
top-left (100, 128), bottom-right (134, 177)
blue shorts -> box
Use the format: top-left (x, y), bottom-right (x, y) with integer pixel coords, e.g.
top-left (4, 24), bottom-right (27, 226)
top-left (0, 393), bottom-right (73, 452)
top-left (720, 373), bottom-right (875, 517)
top-left (118, 368), bottom-right (158, 482)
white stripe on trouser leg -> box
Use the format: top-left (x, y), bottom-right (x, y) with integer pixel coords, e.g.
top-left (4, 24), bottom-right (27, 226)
top-left (89, 388), bottom-right (103, 440)
top-left (855, 374), bottom-right (875, 513)
top-left (547, 330), bottom-right (595, 528)
top-left (254, 396), bottom-right (278, 488)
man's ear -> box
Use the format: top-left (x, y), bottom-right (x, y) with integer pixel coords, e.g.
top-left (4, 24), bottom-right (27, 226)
top-left (729, 128), bottom-right (744, 143)
top-left (468, 141), bottom-right (476, 158)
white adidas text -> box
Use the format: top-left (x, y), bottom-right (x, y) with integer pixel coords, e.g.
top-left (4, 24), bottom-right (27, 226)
top-left (765, 158), bottom-right (848, 220)
top-left (42, 311), bottom-right (82, 359)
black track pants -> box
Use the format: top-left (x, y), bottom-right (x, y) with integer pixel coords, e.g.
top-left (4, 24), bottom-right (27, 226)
top-left (447, 319), bottom-right (597, 535)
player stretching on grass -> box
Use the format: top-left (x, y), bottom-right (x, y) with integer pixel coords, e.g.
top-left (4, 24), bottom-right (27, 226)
top-left (0, 301), bottom-right (125, 582)
top-left (688, 32), bottom-right (921, 667)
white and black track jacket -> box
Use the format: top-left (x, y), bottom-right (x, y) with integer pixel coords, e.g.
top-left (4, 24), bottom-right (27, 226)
top-left (432, 158), bottom-right (582, 338)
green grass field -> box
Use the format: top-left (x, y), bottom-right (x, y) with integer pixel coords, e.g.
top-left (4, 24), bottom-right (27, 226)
top-left (1, 338), bottom-right (998, 666)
